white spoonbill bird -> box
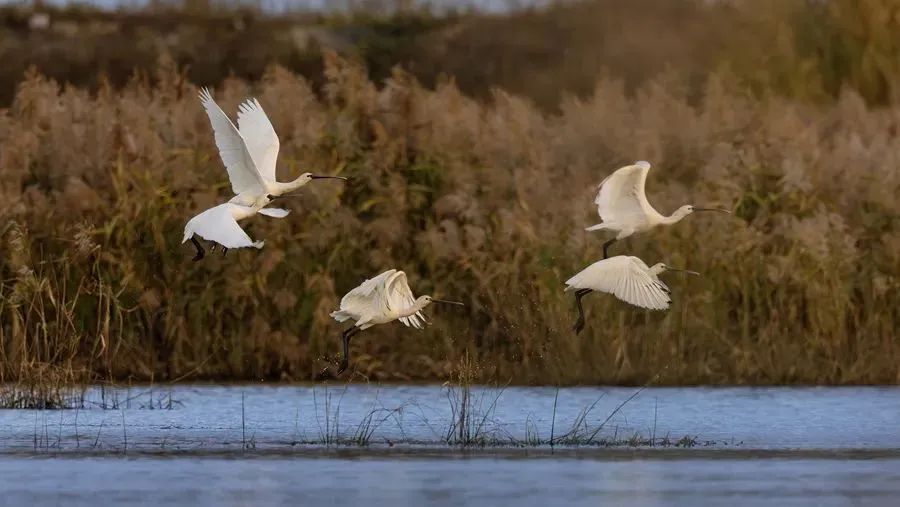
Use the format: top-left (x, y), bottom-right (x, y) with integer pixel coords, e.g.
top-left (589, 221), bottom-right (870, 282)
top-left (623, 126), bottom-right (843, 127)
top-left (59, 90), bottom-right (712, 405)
top-left (564, 255), bottom-right (699, 334)
top-left (328, 269), bottom-right (464, 375)
top-left (182, 197), bottom-right (286, 261)
top-left (586, 161), bottom-right (731, 258)
top-left (198, 88), bottom-right (346, 210)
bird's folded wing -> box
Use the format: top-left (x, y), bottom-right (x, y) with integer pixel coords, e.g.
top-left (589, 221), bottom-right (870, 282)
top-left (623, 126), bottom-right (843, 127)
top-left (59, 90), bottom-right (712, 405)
top-left (237, 98), bottom-right (280, 185)
top-left (594, 162), bottom-right (652, 224)
top-left (199, 88), bottom-right (267, 195)
top-left (188, 204), bottom-right (259, 249)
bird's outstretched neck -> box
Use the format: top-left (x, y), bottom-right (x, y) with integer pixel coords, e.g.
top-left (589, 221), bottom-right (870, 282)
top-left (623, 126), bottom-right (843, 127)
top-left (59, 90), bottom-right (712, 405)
top-left (661, 206), bottom-right (693, 225)
top-left (275, 178), bottom-right (305, 194)
top-left (397, 299), bottom-right (429, 319)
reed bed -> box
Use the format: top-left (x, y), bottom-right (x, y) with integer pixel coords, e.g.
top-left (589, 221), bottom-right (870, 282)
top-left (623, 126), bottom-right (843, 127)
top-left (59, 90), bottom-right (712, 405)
top-left (0, 47), bottom-right (897, 385)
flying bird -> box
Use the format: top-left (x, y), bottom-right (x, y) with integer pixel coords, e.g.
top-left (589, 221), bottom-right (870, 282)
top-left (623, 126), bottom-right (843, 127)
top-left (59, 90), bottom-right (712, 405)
top-left (564, 255), bottom-right (698, 334)
top-left (182, 198), bottom-right (285, 261)
top-left (586, 161), bottom-right (730, 258)
top-left (327, 269), bottom-right (464, 375)
top-left (198, 88), bottom-right (346, 211)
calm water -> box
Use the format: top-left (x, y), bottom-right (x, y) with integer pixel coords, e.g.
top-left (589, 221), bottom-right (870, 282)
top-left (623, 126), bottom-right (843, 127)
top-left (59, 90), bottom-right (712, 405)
top-left (2, 385), bottom-right (899, 451)
top-left (1, 385), bottom-right (899, 506)
top-left (2, 455), bottom-right (899, 507)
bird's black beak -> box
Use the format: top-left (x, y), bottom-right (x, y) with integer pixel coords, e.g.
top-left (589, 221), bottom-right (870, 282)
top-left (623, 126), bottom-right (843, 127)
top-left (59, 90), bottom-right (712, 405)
top-left (310, 175), bottom-right (348, 181)
top-left (694, 207), bottom-right (731, 214)
top-left (433, 299), bottom-right (465, 306)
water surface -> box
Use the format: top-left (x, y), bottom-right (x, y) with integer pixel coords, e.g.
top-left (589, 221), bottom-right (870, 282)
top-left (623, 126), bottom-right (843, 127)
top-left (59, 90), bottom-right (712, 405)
top-left (2, 385), bottom-right (898, 507)
top-left (2, 455), bottom-right (898, 507)
top-left (1, 385), bottom-right (898, 452)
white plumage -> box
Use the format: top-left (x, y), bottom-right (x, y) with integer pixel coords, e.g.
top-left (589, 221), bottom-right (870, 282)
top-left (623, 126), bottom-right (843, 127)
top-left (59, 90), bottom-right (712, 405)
top-left (590, 161), bottom-right (656, 234)
top-left (565, 255), bottom-right (699, 334)
top-left (236, 98), bottom-right (280, 185)
top-left (327, 269), bottom-right (463, 375)
top-left (182, 202), bottom-right (276, 253)
top-left (331, 269), bottom-right (428, 330)
top-left (586, 161), bottom-right (730, 258)
top-left (198, 88), bottom-right (267, 197)
top-left (565, 256), bottom-right (675, 311)
top-left (198, 88), bottom-right (346, 211)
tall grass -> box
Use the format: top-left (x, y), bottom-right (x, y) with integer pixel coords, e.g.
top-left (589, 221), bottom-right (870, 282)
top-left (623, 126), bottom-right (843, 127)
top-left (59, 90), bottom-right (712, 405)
top-left (0, 50), bottom-right (897, 385)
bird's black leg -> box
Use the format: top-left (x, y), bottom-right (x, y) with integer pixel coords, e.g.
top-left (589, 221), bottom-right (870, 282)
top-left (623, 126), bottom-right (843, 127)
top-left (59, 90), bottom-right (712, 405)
top-left (573, 288), bottom-right (592, 334)
top-left (337, 326), bottom-right (361, 375)
top-left (190, 237), bottom-right (205, 262)
top-left (602, 238), bottom-right (617, 259)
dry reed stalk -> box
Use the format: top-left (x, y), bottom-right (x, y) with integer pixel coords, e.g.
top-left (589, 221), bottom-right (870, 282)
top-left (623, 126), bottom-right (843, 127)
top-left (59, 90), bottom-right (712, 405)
top-left (0, 49), bottom-right (896, 388)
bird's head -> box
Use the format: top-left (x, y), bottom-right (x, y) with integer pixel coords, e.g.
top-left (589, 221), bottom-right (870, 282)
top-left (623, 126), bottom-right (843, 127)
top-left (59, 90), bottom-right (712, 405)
top-left (678, 204), bottom-right (732, 218)
top-left (673, 205), bottom-right (696, 219)
top-left (417, 295), bottom-right (465, 308)
top-left (298, 172), bottom-right (348, 187)
top-left (650, 263), bottom-right (700, 277)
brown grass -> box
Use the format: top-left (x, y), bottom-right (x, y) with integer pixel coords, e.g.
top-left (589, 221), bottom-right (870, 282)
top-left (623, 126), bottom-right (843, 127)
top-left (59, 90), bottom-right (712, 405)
top-left (0, 50), bottom-right (897, 386)
top-left (2, 0), bottom-right (900, 386)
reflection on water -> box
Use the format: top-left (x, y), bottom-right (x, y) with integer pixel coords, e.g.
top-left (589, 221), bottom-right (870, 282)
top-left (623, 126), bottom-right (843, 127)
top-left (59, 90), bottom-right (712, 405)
top-left (2, 455), bottom-right (899, 507)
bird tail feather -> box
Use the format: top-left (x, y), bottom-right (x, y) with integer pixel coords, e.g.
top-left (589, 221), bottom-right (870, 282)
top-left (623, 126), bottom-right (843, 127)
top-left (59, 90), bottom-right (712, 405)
top-left (585, 223), bottom-right (609, 232)
top-left (330, 310), bottom-right (352, 322)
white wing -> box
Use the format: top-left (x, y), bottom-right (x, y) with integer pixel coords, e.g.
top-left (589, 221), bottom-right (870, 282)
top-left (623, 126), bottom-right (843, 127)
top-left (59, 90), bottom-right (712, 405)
top-left (237, 98), bottom-right (280, 184)
top-left (336, 269), bottom-right (398, 317)
top-left (258, 207), bottom-right (290, 218)
top-left (565, 255), bottom-right (670, 310)
top-left (183, 203), bottom-right (263, 249)
top-left (383, 271), bottom-right (426, 329)
top-left (198, 88), bottom-right (266, 195)
top-left (594, 161), bottom-right (655, 226)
